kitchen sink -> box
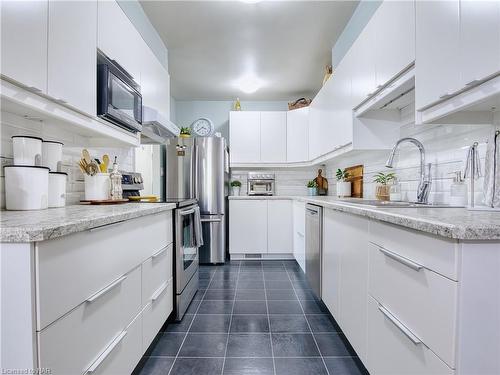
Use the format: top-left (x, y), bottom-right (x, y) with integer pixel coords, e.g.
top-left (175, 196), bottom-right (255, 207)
top-left (338, 199), bottom-right (463, 208)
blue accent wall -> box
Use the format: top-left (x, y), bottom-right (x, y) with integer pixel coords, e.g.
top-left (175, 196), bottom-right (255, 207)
top-left (332, 0), bottom-right (382, 68)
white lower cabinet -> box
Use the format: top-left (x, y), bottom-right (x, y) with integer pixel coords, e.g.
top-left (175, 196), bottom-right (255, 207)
top-left (293, 200), bottom-right (306, 272)
top-left (369, 243), bottom-right (457, 367)
top-left (229, 200), bottom-right (268, 254)
top-left (229, 199), bottom-right (294, 256)
top-left (91, 311), bottom-right (143, 375)
top-left (23, 211), bottom-right (174, 375)
top-left (38, 266), bottom-right (142, 375)
top-left (366, 296), bottom-right (453, 375)
top-left (268, 200), bottom-right (293, 253)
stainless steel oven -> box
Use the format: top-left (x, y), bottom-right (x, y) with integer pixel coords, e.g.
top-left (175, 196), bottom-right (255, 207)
top-left (174, 201), bottom-right (203, 320)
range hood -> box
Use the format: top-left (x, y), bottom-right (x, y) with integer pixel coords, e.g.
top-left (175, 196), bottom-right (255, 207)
top-left (354, 65), bottom-right (415, 118)
top-left (141, 106), bottom-right (180, 144)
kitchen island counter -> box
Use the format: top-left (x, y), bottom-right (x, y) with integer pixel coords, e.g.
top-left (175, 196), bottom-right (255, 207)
top-left (0, 203), bottom-right (176, 243)
top-left (229, 195), bottom-right (500, 240)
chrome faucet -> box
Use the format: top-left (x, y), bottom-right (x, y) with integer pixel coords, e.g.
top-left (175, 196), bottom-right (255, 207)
top-left (385, 137), bottom-right (432, 204)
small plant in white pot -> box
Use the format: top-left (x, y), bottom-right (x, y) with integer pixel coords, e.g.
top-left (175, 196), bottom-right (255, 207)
top-left (336, 168), bottom-right (351, 197)
top-left (230, 180), bottom-right (242, 196)
top-left (306, 180), bottom-right (318, 196)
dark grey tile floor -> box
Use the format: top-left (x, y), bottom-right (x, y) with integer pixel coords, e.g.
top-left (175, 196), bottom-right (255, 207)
top-left (134, 260), bottom-right (368, 375)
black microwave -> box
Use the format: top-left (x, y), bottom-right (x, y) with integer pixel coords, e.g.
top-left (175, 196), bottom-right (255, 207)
top-left (97, 51), bottom-right (142, 133)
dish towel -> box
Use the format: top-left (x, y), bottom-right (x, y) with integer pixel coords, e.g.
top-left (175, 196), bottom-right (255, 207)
top-left (483, 128), bottom-right (500, 207)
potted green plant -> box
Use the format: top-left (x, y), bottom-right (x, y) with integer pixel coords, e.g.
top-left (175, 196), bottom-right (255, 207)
top-left (180, 127), bottom-right (191, 138)
top-left (335, 168), bottom-right (351, 197)
top-left (306, 180), bottom-right (318, 196)
top-left (373, 172), bottom-right (396, 201)
top-left (230, 180), bottom-right (242, 196)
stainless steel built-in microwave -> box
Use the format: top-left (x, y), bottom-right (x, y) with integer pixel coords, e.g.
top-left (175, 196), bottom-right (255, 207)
top-left (97, 50), bottom-right (142, 133)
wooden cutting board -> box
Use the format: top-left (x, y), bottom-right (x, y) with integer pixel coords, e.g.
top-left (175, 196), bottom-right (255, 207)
top-left (345, 165), bottom-right (364, 198)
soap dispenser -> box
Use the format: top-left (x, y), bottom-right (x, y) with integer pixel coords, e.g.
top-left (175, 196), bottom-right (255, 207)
top-left (449, 171), bottom-right (467, 206)
top-left (110, 156), bottom-right (123, 200)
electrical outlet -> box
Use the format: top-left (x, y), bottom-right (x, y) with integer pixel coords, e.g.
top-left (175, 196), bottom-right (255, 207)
top-left (0, 157), bottom-right (14, 177)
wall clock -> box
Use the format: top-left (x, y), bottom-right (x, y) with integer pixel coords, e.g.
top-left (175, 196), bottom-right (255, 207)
top-left (191, 117), bottom-right (215, 137)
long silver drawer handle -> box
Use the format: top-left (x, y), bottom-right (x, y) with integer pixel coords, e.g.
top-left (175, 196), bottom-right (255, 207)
top-left (200, 218), bottom-right (222, 223)
top-left (151, 281), bottom-right (169, 302)
top-left (152, 246), bottom-right (168, 258)
top-left (297, 232), bottom-right (305, 237)
top-left (89, 220), bottom-right (125, 233)
top-left (378, 303), bottom-right (422, 345)
top-left (378, 247), bottom-right (422, 271)
top-left (85, 330), bottom-right (127, 374)
top-left (86, 275), bottom-right (127, 303)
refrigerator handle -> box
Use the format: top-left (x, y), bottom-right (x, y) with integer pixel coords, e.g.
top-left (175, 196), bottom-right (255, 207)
top-left (194, 206), bottom-right (204, 248)
top-left (193, 143), bottom-right (199, 200)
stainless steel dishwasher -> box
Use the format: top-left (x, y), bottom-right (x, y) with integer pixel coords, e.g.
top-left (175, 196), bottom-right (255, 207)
top-left (305, 203), bottom-right (322, 299)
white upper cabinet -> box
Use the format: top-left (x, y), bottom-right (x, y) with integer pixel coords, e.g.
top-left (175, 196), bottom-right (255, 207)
top-left (415, 0), bottom-right (460, 110)
top-left (97, 0), bottom-right (142, 85)
top-left (260, 111), bottom-right (287, 163)
top-left (373, 0), bottom-right (415, 87)
top-left (48, 0), bottom-right (97, 116)
top-left (229, 111), bottom-right (261, 163)
top-left (267, 200), bottom-right (293, 253)
top-left (350, 20), bottom-right (377, 108)
top-left (329, 58), bottom-right (353, 150)
top-left (139, 44), bottom-right (171, 119)
top-left (459, 0), bottom-right (500, 86)
top-left (286, 108), bottom-right (309, 163)
top-left (1, 0), bottom-right (48, 92)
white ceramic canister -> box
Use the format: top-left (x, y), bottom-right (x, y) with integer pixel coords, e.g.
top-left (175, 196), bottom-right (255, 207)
top-left (12, 135), bottom-right (43, 166)
top-left (42, 140), bottom-right (63, 171)
top-left (84, 173), bottom-right (110, 200)
top-left (48, 172), bottom-right (67, 207)
top-left (4, 165), bottom-right (49, 210)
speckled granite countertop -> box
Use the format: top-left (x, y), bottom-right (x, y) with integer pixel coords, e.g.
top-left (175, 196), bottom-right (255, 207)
top-left (0, 203), bottom-right (176, 243)
top-left (229, 196), bottom-right (500, 241)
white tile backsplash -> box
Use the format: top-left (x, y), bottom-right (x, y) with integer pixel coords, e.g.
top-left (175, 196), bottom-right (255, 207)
top-left (231, 122), bottom-right (497, 205)
top-left (0, 111), bottom-right (136, 208)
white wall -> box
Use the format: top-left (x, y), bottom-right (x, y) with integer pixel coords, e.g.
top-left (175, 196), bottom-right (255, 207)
top-left (174, 100), bottom-right (289, 142)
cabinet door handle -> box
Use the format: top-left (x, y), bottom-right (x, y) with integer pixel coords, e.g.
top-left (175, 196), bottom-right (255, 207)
top-left (86, 275), bottom-right (127, 303)
top-left (465, 79), bottom-right (481, 87)
top-left (152, 246), bottom-right (167, 258)
top-left (151, 281), bottom-right (168, 302)
top-left (439, 92), bottom-right (453, 99)
top-left (89, 220), bottom-right (125, 233)
top-left (378, 303), bottom-right (422, 345)
top-left (378, 247), bottom-right (422, 271)
top-left (85, 330), bottom-right (127, 374)
top-left (28, 86), bottom-right (43, 93)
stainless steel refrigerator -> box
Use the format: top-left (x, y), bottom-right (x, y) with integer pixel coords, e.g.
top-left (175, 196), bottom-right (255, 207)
top-left (165, 136), bottom-right (229, 264)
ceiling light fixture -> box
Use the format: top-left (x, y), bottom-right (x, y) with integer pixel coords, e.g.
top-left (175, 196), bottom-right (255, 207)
top-left (235, 74), bottom-right (265, 94)
top-left (240, 0), bottom-right (263, 3)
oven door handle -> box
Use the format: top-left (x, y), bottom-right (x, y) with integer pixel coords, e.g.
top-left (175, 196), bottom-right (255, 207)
top-left (179, 208), bottom-right (195, 216)
top-left (194, 206), bottom-right (204, 248)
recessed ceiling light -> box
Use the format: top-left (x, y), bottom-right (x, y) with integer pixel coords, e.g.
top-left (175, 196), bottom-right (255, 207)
top-left (240, 0), bottom-right (263, 3)
top-left (235, 74), bottom-right (265, 94)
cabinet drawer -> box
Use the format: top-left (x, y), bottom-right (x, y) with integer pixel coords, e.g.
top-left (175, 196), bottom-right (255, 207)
top-left (367, 296), bottom-right (454, 375)
top-left (36, 212), bottom-right (171, 329)
top-left (369, 220), bottom-right (459, 280)
top-left (89, 311), bottom-right (143, 375)
top-left (369, 243), bottom-right (457, 367)
top-left (142, 244), bottom-right (173, 306)
top-left (38, 266), bottom-right (141, 375)
top-left (143, 277), bottom-right (174, 351)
